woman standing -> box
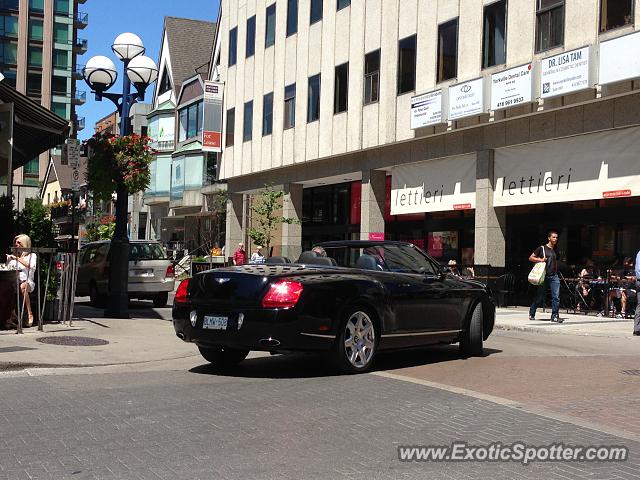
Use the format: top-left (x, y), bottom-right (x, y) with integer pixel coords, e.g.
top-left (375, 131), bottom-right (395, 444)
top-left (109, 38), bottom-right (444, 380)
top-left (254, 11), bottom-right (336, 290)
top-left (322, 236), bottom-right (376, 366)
top-left (6, 234), bottom-right (37, 326)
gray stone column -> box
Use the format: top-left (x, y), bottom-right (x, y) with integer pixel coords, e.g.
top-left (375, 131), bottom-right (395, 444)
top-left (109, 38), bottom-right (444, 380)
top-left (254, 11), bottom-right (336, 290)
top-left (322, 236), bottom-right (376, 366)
top-left (281, 183), bottom-right (303, 261)
top-left (474, 149), bottom-right (506, 278)
top-left (360, 169), bottom-right (386, 240)
top-left (225, 193), bottom-right (244, 262)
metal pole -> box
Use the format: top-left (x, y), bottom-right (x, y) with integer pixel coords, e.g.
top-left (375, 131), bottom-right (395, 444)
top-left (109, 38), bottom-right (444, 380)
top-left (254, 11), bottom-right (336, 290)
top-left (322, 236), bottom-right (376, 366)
top-left (105, 60), bottom-right (131, 318)
top-left (15, 271), bottom-right (21, 334)
top-left (68, 253), bottom-right (77, 326)
top-left (35, 251), bottom-right (40, 331)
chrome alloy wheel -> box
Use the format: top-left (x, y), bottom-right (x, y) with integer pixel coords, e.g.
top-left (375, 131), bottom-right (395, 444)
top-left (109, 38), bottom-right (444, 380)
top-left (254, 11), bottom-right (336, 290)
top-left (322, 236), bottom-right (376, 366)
top-left (344, 310), bottom-right (376, 368)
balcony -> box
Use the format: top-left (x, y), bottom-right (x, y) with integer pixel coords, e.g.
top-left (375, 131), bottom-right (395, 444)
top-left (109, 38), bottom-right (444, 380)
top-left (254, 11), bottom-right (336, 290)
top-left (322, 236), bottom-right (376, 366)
top-left (72, 90), bottom-right (86, 105)
top-left (74, 38), bottom-right (88, 54)
top-left (73, 64), bottom-right (84, 80)
top-left (76, 116), bottom-right (85, 131)
top-left (150, 139), bottom-right (175, 151)
top-left (75, 11), bottom-right (89, 29)
top-left (77, 0), bottom-right (87, 3)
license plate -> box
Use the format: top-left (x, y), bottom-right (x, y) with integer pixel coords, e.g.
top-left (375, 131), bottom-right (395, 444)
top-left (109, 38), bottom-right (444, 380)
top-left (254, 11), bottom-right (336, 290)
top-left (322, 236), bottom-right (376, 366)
top-left (130, 269), bottom-right (153, 277)
top-left (202, 315), bottom-right (228, 330)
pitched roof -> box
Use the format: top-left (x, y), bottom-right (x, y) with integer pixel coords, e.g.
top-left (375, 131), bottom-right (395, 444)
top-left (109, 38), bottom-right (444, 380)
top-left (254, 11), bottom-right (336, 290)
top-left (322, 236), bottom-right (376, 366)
top-left (48, 155), bottom-right (88, 190)
top-left (164, 17), bottom-right (216, 97)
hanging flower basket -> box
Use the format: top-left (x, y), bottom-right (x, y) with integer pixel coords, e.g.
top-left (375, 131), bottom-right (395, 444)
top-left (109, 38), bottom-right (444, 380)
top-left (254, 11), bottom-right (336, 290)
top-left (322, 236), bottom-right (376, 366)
top-left (85, 133), bottom-right (156, 202)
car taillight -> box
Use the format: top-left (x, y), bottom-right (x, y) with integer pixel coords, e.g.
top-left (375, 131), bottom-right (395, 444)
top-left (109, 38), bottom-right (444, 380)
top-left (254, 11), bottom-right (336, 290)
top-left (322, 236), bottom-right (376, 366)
top-left (55, 261), bottom-right (64, 271)
top-left (261, 280), bottom-right (303, 309)
top-left (174, 278), bottom-right (190, 305)
top-left (166, 264), bottom-right (175, 277)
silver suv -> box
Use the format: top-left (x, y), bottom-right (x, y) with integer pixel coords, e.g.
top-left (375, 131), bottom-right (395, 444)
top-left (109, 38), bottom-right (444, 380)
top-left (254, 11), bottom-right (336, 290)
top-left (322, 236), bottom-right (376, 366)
top-left (76, 240), bottom-right (175, 307)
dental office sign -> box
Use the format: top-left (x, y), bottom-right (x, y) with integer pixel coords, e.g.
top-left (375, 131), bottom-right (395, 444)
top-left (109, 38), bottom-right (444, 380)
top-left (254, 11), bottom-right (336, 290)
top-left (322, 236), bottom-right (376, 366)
top-left (491, 63), bottom-right (533, 110)
top-left (391, 154), bottom-right (476, 215)
top-left (410, 90), bottom-right (443, 128)
top-left (493, 127), bottom-right (640, 207)
top-left (448, 78), bottom-right (484, 120)
top-left (540, 46), bottom-right (591, 98)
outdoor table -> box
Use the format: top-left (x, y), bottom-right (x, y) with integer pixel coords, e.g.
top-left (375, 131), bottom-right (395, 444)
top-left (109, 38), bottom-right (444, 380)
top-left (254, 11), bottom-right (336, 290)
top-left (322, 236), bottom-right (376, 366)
top-left (0, 270), bottom-right (18, 329)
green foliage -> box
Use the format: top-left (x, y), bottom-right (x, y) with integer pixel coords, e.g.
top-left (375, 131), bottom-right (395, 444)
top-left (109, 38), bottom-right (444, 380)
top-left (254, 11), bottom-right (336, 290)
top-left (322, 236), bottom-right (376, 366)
top-left (85, 214), bottom-right (115, 241)
top-left (86, 133), bottom-right (155, 201)
top-left (248, 185), bottom-right (298, 255)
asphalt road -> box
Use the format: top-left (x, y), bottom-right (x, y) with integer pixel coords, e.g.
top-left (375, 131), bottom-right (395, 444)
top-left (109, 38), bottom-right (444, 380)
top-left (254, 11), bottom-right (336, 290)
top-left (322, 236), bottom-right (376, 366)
top-left (1, 328), bottom-right (639, 479)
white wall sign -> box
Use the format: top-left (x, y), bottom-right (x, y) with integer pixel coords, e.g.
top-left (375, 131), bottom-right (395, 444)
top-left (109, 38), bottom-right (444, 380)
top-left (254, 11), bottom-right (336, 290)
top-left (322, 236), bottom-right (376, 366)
top-left (66, 138), bottom-right (80, 168)
top-left (491, 63), bottom-right (533, 110)
top-left (493, 126), bottom-right (640, 207)
top-left (391, 154), bottom-right (476, 215)
top-left (599, 31), bottom-right (640, 85)
top-left (448, 78), bottom-right (484, 120)
top-left (410, 90), bottom-right (443, 128)
top-left (540, 46), bottom-right (591, 98)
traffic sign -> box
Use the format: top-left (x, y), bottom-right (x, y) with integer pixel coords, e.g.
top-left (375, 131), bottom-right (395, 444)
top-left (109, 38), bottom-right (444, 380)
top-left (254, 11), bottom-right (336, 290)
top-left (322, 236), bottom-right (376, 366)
top-left (71, 167), bottom-right (80, 192)
top-left (66, 138), bottom-right (80, 168)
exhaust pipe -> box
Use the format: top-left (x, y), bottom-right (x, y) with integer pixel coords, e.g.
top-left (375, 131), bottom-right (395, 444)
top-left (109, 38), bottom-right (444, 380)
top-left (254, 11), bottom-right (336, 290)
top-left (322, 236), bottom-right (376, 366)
top-left (259, 337), bottom-right (280, 347)
top-left (176, 332), bottom-right (185, 340)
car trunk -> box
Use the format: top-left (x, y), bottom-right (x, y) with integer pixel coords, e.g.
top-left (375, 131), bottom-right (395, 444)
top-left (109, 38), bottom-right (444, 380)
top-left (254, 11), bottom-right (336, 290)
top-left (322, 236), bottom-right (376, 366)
top-left (189, 265), bottom-right (308, 308)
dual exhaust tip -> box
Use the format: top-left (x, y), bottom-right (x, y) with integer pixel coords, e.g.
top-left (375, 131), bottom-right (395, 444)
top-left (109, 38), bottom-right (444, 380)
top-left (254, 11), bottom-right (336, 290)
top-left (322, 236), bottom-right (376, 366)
top-left (177, 331), bottom-right (280, 347)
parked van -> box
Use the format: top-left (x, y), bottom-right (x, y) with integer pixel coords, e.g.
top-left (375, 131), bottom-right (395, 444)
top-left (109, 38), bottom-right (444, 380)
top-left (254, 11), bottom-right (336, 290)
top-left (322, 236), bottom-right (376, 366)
top-left (76, 240), bottom-right (175, 307)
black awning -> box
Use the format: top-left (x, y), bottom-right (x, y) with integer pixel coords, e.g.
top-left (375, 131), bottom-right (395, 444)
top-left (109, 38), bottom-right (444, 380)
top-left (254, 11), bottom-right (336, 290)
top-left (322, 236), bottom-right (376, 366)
top-left (0, 82), bottom-right (70, 169)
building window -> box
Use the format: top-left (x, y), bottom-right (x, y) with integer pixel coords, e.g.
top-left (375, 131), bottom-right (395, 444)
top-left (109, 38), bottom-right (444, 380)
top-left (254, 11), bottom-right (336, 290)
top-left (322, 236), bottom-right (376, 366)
top-left (178, 101), bottom-right (203, 142)
top-left (53, 0), bottom-right (69, 15)
top-left (397, 35), bottom-right (416, 94)
top-left (51, 101), bottom-right (67, 119)
top-left (26, 73), bottom-right (41, 95)
top-left (262, 92), bottom-right (274, 136)
top-left (158, 69), bottom-right (171, 95)
top-left (29, 19), bottom-right (43, 41)
top-left (266, 3), bottom-right (276, 48)
top-left (600, 0), bottom-right (633, 32)
top-left (310, 0), bottom-right (323, 24)
top-left (246, 16), bottom-right (255, 58)
top-left (243, 101), bottom-right (253, 142)
top-left (284, 83), bottom-right (296, 129)
top-left (337, 0), bottom-right (350, 10)
top-left (483, 0), bottom-right (506, 68)
top-left (53, 48), bottom-right (69, 68)
top-left (0, 41), bottom-right (17, 64)
top-left (228, 26), bottom-right (237, 66)
top-left (226, 108), bottom-right (235, 147)
top-left (53, 22), bottom-right (68, 43)
top-left (23, 158), bottom-right (39, 186)
top-left (334, 62), bottom-right (348, 114)
top-left (287, 0), bottom-right (298, 36)
top-left (29, 0), bottom-right (43, 13)
top-left (364, 49), bottom-right (380, 104)
top-left (437, 19), bottom-right (458, 82)
top-left (1, 16), bottom-right (19, 37)
top-left (307, 74), bottom-right (321, 122)
top-left (3, 69), bottom-right (16, 87)
top-left (52, 75), bottom-right (67, 95)
top-left (28, 46), bottom-right (42, 67)
top-left (535, 0), bottom-right (564, 52)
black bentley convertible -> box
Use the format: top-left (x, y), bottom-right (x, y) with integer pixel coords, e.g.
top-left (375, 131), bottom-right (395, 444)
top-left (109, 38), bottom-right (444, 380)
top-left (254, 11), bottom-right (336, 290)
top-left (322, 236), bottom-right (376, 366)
top-left (173, 241), bottom-right (495, 373)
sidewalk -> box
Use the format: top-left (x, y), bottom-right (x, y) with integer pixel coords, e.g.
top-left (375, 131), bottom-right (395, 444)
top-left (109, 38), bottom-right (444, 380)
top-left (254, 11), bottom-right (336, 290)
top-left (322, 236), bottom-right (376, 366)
top-left (0, 316), bottom-right (197, 371)
top-left (495, 307), bottom-right (636, 338)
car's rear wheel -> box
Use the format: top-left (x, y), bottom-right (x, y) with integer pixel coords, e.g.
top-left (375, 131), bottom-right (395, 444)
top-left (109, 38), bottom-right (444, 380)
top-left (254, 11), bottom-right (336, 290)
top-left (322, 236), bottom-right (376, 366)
top-left (89, 282), bottom-right (105, 308)
top-left (460, 302), bottom-right (483, 357)
top-left (334, 308), bottom-right (378, 374)
top-left (198, 346), bottom-right (249, 367)
top-left (153, 292), bottom-right (168, 307)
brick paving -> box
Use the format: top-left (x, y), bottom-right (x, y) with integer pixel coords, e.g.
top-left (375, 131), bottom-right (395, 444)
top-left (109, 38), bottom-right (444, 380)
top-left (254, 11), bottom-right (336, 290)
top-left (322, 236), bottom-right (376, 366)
top-left (0, 360), bottom-right (639, 479)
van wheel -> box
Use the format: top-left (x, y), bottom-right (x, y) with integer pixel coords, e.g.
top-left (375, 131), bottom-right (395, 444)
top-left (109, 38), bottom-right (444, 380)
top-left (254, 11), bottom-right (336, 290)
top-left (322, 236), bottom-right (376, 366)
top-left (198, 346), bottom-right (249, 366)
top-left (153, 292), bottom-right (168, 307)
top-left (460, 303), bottom-right (483, 357)
top-left (89, 283), bottom-right (105, 308)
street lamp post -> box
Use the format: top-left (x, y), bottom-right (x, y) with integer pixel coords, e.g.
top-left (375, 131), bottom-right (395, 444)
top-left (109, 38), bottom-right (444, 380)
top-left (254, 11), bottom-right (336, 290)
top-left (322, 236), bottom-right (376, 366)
top-left (83, 33), bottom-right (158, 318)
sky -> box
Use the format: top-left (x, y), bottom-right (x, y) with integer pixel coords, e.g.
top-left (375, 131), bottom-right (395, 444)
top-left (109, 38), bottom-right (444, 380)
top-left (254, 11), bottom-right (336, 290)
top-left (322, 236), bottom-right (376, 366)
top-left (77, 0), bottom-right (219, 140)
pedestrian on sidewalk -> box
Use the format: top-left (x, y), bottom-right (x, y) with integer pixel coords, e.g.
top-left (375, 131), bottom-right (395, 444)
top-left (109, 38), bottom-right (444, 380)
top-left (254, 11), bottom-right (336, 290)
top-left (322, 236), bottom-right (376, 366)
top-left (6, 234), bottom-right (37, 327)
top-left (233, 243), bottom-right (247, 266)
top-left (634, 248), bottom-right (640, 336)
top-left (250, 246), bottom-right (265, 264)
top-left (528, 230), bottom-right (562, 323)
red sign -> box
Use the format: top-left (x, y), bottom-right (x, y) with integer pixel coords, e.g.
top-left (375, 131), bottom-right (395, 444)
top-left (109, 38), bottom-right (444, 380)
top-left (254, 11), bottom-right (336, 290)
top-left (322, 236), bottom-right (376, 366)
top-left (602, 189), bottom-right (631, 199)
top-left (369, 232), bottom-right (385, 241)
top-left (453, 203), bottom-right (472, 210)
top-left (203, 131), bottom-right (221, 149)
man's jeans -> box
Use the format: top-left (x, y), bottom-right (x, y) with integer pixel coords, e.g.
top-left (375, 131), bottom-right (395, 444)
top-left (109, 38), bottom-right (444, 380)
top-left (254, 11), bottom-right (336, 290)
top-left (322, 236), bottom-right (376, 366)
top-left (634, 281), bottom-right (640, 334)
top-left (529, 273), bottom-right (560, 318)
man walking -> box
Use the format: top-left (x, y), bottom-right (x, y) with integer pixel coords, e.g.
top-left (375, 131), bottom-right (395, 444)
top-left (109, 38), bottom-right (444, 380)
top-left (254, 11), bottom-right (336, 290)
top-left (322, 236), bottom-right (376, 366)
top-left (233, 242), bottom-right (247, 266)
top-left (529, 230), bottom-right (562, 323)
top-left (634, 248), bottom-right (640, 336)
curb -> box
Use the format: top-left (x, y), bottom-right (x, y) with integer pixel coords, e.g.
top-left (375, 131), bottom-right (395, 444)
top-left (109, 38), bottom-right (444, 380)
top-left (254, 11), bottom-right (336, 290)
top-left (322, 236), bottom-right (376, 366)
top-left (495, 322), bottom-right (634, 339)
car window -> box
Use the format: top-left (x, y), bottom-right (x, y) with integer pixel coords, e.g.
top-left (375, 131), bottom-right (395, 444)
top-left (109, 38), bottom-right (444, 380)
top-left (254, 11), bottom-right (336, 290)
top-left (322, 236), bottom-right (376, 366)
top-left (94, 244), bottom-right (109, 263)
top-left (380, 244), bottom-right (438, 275)
top-left (129, 243), bottom-right (167, 261)
top-left (78, 247), bottom-right (91, 265)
